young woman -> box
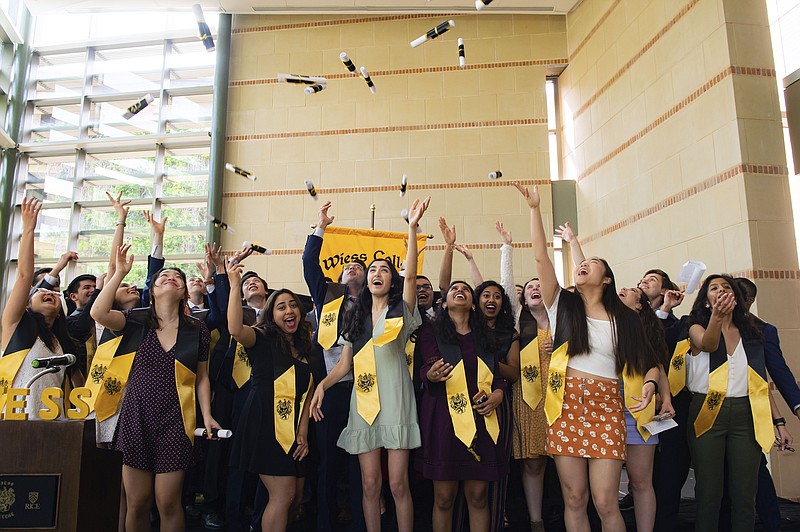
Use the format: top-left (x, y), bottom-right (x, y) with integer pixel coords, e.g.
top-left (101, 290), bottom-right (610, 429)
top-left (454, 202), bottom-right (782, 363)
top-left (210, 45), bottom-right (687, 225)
top-left (310, 196), bottom-right (430, 532)
top-left (514, 183), bottom-right (660, 532)
top-left (686, 274), bottom-right (789, 532)
top-left (226, 256), bottom-right (314, 532)
top-left (419, 281), bottom-right (507, 532)
top-left (1, 197), bottom-right (81, 419)
top-left (91, 245), bottom-right (218, 532)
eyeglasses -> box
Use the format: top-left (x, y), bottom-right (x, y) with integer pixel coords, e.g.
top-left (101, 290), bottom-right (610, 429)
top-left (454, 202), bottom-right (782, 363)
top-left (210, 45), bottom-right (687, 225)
top-left (416, 284), bottom-right (433, 291)
top-left (344, 264), bottom-right (364, 272)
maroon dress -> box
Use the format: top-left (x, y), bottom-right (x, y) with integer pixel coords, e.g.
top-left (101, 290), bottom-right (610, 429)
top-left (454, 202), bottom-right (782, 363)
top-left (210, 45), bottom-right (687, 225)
top-left (113, 315), bottom-right (210, 473)
top-left (417, 322), bottom-right (507, 481)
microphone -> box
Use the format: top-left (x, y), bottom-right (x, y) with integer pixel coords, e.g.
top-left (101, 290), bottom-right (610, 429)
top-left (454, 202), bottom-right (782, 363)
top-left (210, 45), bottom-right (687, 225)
top-left (31, 354), bottom-right (77, 369)
top-left (194, 428), bottom-right (233, 438)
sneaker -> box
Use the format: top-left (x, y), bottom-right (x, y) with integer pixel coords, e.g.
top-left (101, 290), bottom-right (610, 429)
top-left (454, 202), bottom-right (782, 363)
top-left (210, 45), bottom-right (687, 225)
top-left (618, 493), bottom-right (634, 511)
top-left (201, 513), bottom-right (226, 530)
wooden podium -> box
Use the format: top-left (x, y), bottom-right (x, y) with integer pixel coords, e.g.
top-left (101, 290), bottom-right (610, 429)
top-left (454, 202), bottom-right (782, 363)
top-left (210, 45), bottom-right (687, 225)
top-left (0, 420), bottom-right (121, 531)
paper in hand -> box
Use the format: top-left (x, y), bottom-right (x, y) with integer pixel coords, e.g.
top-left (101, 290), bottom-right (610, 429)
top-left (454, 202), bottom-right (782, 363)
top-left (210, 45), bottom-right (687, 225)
top-left (677, 259), bottom-right (707, 294)
top-left (642, 417), bottom-right (678, 435)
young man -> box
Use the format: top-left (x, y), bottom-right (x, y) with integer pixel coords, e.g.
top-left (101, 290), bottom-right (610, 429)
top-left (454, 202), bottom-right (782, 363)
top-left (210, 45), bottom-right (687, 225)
top-left (64, 273), bottom-right (97, 372)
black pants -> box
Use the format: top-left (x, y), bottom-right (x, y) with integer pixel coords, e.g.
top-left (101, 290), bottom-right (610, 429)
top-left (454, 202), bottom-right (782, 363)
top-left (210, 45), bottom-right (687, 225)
top-left (720, 452), bottom-right (781, 532)
top-left (653, 389), bottom-right (692, 532)
top-left (316, 381), bottom-right (366, 532)
top-left (202, 382), bottom-right (234, 516)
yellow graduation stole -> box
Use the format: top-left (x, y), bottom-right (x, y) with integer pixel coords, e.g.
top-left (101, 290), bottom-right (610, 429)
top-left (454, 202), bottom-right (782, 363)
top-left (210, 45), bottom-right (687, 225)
top-left (544, 342), bottom-right (569, 426)
top-left (85, 333), bottom-right (98, 374)
top-left (0, 315), bottom-right (39, 414)
top-left (404, 336), bottom-right (415, 379)
top-left (274, 363), bottom-right (314, 454)
top-left (693, 340), bottom-right (773, 452)
top-left (623, 366), bottom-right (656, 441)
top-left (352, 305), bottom-right (404, 425)
top-left (668, 339), bottom-right (691, 396)
top-left (519, 329), bottom-right (550, 411)
top-left (317, 284), bottom-right (347, 350)
top-left (232, 307), bottom-right (259, 388)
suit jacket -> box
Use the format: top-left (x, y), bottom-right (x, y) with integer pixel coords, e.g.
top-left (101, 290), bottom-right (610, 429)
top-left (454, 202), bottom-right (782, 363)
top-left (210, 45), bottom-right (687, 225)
top-left (759, 318), bottom-right (800, 414)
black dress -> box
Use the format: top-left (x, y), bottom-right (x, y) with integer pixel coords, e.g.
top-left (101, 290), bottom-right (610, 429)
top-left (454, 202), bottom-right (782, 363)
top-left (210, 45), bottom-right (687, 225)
top-left (229, 328), bottom-right (313, 477)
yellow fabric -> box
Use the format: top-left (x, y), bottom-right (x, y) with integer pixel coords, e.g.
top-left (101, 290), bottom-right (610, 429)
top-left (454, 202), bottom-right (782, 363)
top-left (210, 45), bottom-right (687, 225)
top-left (445, 360), bottom-right (476, 448)
top-left (274, 366), bottom-right (297, 454)
top-left (232, 341), bottom-right (252, 389)
top-left (375, 316), bottom-right (403, 347)
top-left (318, 225), bottom-right (427, 282)
top-left (85, 334), bottom-right (98, 374)
top-left (0, 349), bottom-right (29, 397)
top-left (175, 359), bottom-right (197, 444)
top-left (317, 295), bottom-right (344, 350)
top-left (86, 335), bottom-right (122, 411)
top-left (544, 342), bottom-right (569, 426)
top-left (404, 337), bottom-right (415, 379)
top-left (477, 357), bottom-right (499, 444)
top-left (694, 361), bottom-right (728, 438)
top-left (354, 339), bottom-right (380, 425)
top-left (94, 352), bottom-right (135, 422)
top-left (623, 365), bottom-right (655, 441)
top-left (668, 339), bottom-right (691, 397)
top-left (519, 337), bottom-right (542, 410)
top-left (748, 366), bottom-right (773, 452)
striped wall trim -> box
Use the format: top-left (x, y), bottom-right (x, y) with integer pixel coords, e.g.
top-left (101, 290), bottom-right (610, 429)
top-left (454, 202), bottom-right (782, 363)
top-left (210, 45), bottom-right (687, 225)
top-left (729, 269), bottom-right (800, 281)
top-left (573, 0), bottom-right (702, 119)
top-left (229, 58), bottom-right (570, 87)
top-left (222, 240), bottom-right (552, 257)
top-left (576, 65), bottom-right (777, 181)
top-left (226, 118), bottom-right (548, 142)
top-left (232, 13), bottom-right (461, 34)
top-left (568, 0), bottom-right (622, 61)
top-left (223, 178), bottom-right (550, 199)
top-left (580, 163), bottom-right (789, 244)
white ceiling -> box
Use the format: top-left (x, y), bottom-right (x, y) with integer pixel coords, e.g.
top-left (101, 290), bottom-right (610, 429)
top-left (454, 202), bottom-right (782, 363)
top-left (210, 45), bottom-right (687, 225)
top-left (24, 0), bottom-right (581, 15)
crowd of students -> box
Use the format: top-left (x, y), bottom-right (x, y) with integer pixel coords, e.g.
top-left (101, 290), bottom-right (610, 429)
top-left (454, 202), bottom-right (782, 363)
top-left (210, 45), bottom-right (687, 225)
top-left (1, 185), bottom-right (798, 532)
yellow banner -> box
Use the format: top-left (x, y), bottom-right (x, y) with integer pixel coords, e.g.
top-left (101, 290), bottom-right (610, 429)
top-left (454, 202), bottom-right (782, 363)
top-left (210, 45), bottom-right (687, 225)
top-left (319, 226), bottom-right (426, 282)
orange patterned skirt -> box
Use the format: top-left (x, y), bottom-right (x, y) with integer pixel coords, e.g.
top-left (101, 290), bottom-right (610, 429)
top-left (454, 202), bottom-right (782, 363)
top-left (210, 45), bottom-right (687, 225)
top-left (547, 376), bottom-right (626, 460)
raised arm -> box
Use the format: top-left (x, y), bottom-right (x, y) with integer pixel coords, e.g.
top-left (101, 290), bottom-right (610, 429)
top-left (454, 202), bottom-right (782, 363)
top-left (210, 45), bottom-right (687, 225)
top-left (106, 191), bottom-right (131, 277)
top-left (404, 197), bottom-right (430, 312)
top-left (225, 255), bottom-right (256, 348)
top-left (35, 250), bottom-right (78, 290)
top-left (438, 217), bottom-right (456, 293)
top-left (513, 183), bottom-right (559, 307)
top-left (688, 292), bottom-right (735, 354)
top-left (557, 222), bottom-right (585, 270)
top-left (90, 245), bottom-right (134, 332)
top-left (303, 202), bottom-right (335, 313)
top-left (2, 198), bottom-right (43, 349)
top-left (496, 221), bottom-right (520, 322)
top-left (142, 210), bottom-right (167, 306)
top-left (452, 244), bottom-right (484, 287)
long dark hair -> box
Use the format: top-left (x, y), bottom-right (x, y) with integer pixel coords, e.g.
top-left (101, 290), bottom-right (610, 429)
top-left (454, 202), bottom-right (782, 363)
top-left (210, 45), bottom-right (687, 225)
top-left (569, 258), bottom-right (657, 376)
top-left (689, 274), bottom-right (761, 341)
top-left (147, 267), bottom-right (197, 330)
top-left (433, 281), bottom-right (497, 354)
top-left (633, 288), bottom-right (668, 366)
top-left (342, 259), bottom-right (404, 342)
top-left (474, 280), bottom-right (515, 334)
top-left (26, 308), bottom-right (77, 354)
top-left (258, 288), bottom-right (314, 361)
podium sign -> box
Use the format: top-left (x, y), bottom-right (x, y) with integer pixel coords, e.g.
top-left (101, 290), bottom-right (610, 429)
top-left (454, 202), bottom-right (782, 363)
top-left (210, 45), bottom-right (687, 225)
top-left (0, 475), bottom-right (59, 529)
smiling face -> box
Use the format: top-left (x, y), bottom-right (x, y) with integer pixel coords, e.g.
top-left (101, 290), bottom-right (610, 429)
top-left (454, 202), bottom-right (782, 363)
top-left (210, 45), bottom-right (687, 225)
top-left (445, 282), bottom-right (473, 310)
top-left (638, 272), bottom-right (665, 302)
top-left (188, 275), bottom-right (206, 297)
top-left (478, 285), bottom-right (503, 320)
top-left (271, 292), bottom-right (301, 335)
top-left (242, 275), bottom-right (267, 302)
top-left (115, 282), bottom-right (140, 309)
top-left (28, 288), bottom-right (62, 318)
top-left (152, 268), bottom-right (187, 303)
top-left (341, 262), bottom-right (366, 287)
top-left (618, 286), bottom-right (645, 311)
top-left (416, 278), bottom-right (434, 311)
top-left (69, 279), bottom-right (96, 308)
top-left (524, 279), bottom-right (543, 309)
top-left (366, 260), bottom-right (393, 296)
top-left (575, 257), bottom-right (612, 288)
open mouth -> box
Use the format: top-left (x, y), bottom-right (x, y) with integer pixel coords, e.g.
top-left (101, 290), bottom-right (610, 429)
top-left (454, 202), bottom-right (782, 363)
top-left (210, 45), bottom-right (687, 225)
top-left (485, 303), bottom-right (497, 313)
top-left (418, 292), bottom-right (429, 301)
top-left (371, 278), bottom-right (384, 287)
top-left (453, 293), bottom-right (466, 301)
top-left (42, 294), bottom-right (57, 304)
top-left (283, 315), bottom-right (298, 330)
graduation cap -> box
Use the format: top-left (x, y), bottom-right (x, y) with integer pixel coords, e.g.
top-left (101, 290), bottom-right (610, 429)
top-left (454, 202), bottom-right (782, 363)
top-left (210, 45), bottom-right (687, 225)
top-left (192, 4), bottom-right (215, 52)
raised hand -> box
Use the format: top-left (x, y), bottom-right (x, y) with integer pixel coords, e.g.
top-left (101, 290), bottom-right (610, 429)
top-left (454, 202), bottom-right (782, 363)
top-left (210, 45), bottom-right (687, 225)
top-left (143, 210), bottom-right (168, 235)
top-left (426, 358), bottom-right (454, 383)
top-left (226, 257), bottom-right (245, 286)
top-left (439, 217), bottom-right (456, 246)
top-left (106, 191), bottom-right (131, 221)
top-left (21, 197), bottom-right (43, 230)
top-left (453, 243), bottom-right (474, 261)
top-left (115, 244), bottom-right (134, 277)
top-left (513, 182), bottom-right (540, 209)
top-left (557, 222), bottom-right (574, 243)
top-left (205, 242), bottom-right (226, 274)
top-left (495, 220), bottom-right (512, 245)
top-left (662, 289), bottom-right (685, 312)
top-left (408, 196), bottom-right (430, 227)
top-left (711, 292), bottom-right (736, 318)
top-left (196, 259), bottom-right (212, 282)
top-left (54, 250), bottom-right (79, 271)
top-left (318, 201), bottom-right (335, 229)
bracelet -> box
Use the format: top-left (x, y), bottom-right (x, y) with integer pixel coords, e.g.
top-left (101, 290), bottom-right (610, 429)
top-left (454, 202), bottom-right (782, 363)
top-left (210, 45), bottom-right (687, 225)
top-left (773, 417), bottom-right (786, 426)
top-left (115, 221), bottom-right (126, 227)
top-left (644, 379), bottom-right (658, 394)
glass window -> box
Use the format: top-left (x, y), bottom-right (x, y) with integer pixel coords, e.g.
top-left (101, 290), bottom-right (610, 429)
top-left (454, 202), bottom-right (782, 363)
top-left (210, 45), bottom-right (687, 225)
top-left (165, 93), bottom-right (212, 133)
top-left (91, 45), bottom-right (164, 96)
top-left (87, 97), bottom-right (160, 139)
top-left (78, 206), bottom-right (151, 259)
top-left (83, 150), bottom-right (156, 201)
top-left (34, 51), bottom-right (87, 99)
top-left (546, 78), bottom-right (561, 181)
top-left (167, 40), bottom-right (216, 89)
top-left (30, 101), bottom-right (82, 143)
top-left (161, 202), bottom-right (207, 257)
top-left (25, 154), bottom-right (76, 203)
top-left (163, 147), bottom-right (210, 197)
top-left (34, 208), bottom-right (71, 260)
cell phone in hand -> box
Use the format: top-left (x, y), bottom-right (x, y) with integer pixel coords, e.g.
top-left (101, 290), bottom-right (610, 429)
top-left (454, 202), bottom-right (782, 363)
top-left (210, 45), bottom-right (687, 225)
top-left (652, 412), bottom-right (674, 422)
top-left (473, 391), bottom-right (488, 405)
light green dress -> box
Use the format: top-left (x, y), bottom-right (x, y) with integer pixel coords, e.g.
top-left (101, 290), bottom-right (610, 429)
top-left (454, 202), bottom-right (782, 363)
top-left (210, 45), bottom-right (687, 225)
top-left (337, 303), bottom-right (422, 454)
